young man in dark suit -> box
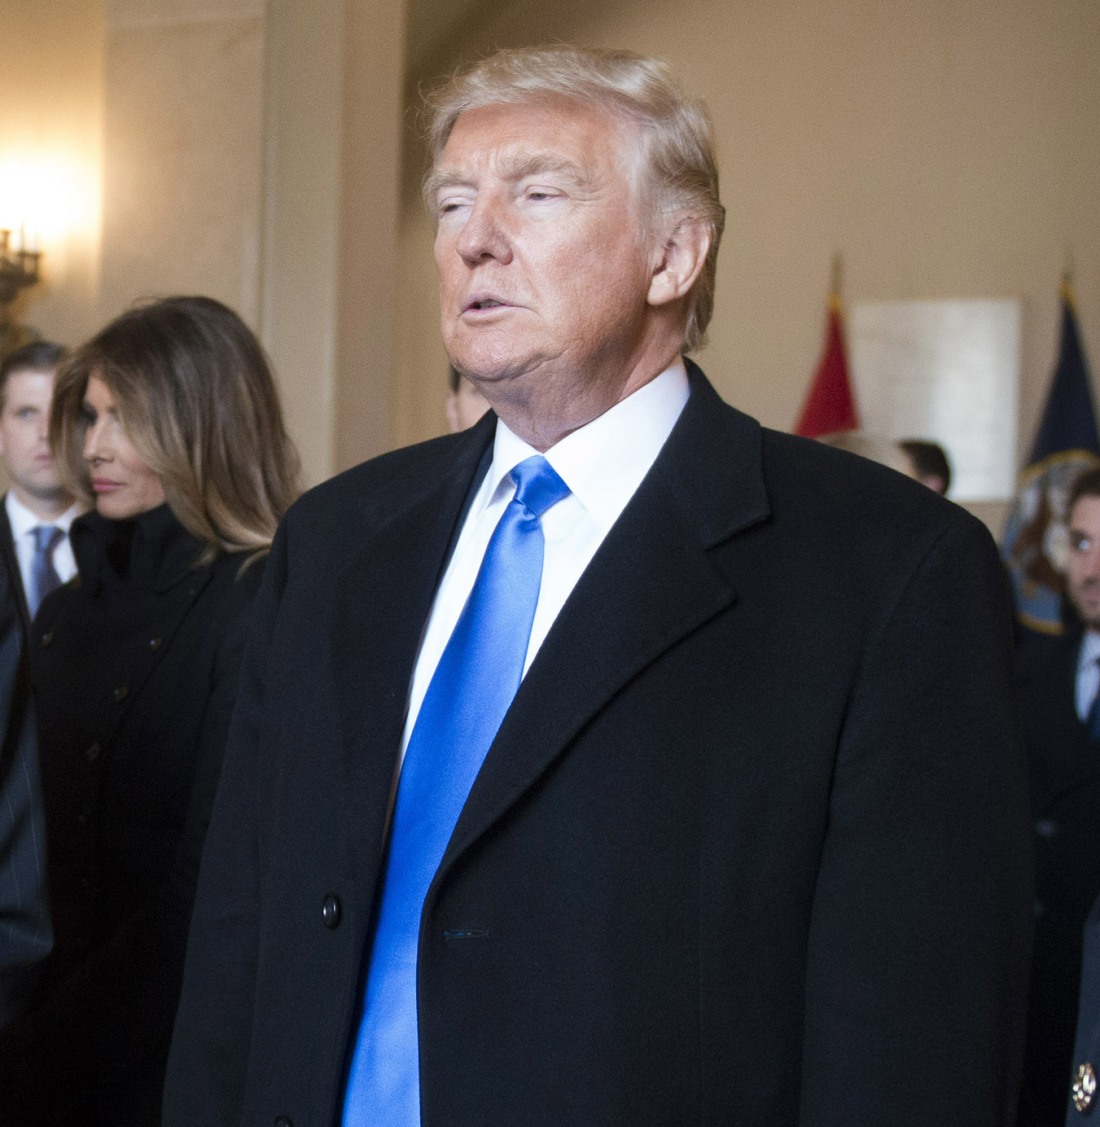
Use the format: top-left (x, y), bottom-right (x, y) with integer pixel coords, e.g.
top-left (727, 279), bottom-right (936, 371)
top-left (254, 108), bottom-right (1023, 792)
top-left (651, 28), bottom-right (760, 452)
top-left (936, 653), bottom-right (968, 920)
top-left (1045, 469), bottom-right (1100, 1124)
top-left (0, 541), bottom-right (49, 1032)
top-left (165, 45), bottom-right (1032, 1127)
top-left (0, 342), bottom-right (79, 634)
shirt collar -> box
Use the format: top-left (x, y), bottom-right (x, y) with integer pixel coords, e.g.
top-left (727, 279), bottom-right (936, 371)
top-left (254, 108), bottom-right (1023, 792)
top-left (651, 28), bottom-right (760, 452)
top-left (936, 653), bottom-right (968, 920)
top-left (1078, 629), bottom-right (1100, 674)
top-left (484, 360), bottom-right (691, 531)
top-left (5, 491), bottom-right (83, 538)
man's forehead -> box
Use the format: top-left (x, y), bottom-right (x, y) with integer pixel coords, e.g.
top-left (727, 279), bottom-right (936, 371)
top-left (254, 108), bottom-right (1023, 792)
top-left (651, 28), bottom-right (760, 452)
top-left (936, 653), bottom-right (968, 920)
top-left (436, 100), bottom-right (626, 175)
top-left (1070, 495), bottom-right (1100, 533)
top-left (3, 368), bottom-right (54, 396)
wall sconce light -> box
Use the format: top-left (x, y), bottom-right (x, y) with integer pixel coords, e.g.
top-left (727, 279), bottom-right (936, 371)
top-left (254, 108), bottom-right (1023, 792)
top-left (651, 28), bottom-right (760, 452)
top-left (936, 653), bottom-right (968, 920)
top-left (0, 226), bottom-right (43, 360)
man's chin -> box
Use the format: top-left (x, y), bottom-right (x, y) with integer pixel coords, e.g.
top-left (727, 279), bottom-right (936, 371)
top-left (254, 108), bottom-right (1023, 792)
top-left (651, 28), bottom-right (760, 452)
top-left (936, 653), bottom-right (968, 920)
top-left (24, 481), bottom-right (68, 503)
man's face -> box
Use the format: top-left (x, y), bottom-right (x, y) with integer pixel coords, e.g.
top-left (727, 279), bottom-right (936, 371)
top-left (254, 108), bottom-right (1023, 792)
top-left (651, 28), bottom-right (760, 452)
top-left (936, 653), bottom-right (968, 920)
top-left (431, 99), bottom-right (663, 443)
top-left (0, 368), bottom-right (66, 508)
top-left (1066, 495), bottom-right (1100, 630)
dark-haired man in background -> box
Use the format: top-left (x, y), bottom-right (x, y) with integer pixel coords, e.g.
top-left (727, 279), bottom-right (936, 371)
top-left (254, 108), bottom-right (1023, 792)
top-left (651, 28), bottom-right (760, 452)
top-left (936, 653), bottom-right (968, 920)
top-left (1028, 468), bottom-right (1100, 1124)
top-left (0, 343), bottom-right (79, 635)
top-left (898, 437), bottom-right (952, 496)
top-left (0, 342), bottom-right (74, 1034)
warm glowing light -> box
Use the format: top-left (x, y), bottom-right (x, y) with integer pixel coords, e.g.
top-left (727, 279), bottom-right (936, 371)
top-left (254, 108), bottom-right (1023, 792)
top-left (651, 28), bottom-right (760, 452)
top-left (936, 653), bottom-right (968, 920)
top-left (0, 152), bottom-right (97, 252)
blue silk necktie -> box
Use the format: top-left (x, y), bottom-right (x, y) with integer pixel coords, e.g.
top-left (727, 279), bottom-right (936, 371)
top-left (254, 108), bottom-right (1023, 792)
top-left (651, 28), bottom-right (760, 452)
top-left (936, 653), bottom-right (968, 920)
top-left (342, 455), bottom-right (571, 1126)
top-left (28, 524), bottom-right (63, 617)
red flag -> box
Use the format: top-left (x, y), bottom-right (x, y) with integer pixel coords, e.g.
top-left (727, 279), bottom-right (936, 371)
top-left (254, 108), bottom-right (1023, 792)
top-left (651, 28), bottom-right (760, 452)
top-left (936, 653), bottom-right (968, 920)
top-left (794, 293), bottom-right (859, 437)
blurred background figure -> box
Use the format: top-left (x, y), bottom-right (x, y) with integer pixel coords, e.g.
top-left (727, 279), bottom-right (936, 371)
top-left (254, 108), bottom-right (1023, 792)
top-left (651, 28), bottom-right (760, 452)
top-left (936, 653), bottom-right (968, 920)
top-left (0, 342), bottom-right (81, 636)
top-left (1017, 466), bottom-right (1100, 1127)
top-left (898, 438), bottom-right (952, 497)
top-left (815, 429), bottom-right (912, 474)
top-left (445, 363), bottom-right (490, 433)
top-left (0, 296), bottom-right (300, 1126)
top-left (0, 546), bottom-right (50, 1034)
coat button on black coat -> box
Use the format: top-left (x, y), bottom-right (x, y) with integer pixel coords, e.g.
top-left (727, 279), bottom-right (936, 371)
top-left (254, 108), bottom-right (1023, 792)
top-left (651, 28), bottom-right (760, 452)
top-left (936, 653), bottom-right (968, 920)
top-left (112, 685), bottom-right (128, 702)
top-left (39, 630), bottom-right (54, 647)
top-left (86, 742), bottom-right (101, 763)
top-left (274, 1116), bottom-right (294, 1127)
top-left (321, 893), bottom-right (342, 929)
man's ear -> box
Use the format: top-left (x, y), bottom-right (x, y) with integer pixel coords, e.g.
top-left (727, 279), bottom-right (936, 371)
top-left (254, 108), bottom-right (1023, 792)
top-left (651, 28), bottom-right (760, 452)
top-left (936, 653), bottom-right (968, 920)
top-left (647, 218), bottom-right (711, 308)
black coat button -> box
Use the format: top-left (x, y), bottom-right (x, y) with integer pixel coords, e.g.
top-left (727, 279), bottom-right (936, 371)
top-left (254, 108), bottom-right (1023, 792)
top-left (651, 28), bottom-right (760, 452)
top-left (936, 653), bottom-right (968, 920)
top-left (86, 742), bottom-right (101, 763)
top-left (112, 685), bottom-right (128, 702)
top-left (274, 1116), bottom-right (294, 1127)
top-left (39, 630), bottom-right (54, 647)
top-left (321, 893), bottom-right (341, 929)
top-left (148, 637), bottom-right (163, 650)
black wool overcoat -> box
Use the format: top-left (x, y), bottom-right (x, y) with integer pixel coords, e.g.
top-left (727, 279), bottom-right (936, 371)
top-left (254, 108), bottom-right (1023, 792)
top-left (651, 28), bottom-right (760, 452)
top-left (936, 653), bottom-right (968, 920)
top-left (0, 504), bottom-right (263, 1126)
top-left (166, 368), bottom-right (1033, 1127)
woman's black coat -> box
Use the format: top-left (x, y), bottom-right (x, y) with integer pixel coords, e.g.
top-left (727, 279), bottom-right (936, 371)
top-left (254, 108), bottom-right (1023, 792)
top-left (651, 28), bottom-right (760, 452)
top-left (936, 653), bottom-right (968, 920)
top-left (0, 504), bottom-right (263, 1125)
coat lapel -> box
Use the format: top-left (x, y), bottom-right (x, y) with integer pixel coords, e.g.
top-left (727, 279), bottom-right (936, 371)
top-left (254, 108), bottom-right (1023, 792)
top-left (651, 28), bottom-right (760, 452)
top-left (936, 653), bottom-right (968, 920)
top-left (442, 369), bottom-right (772, 870)
top-left (328, 423), bottom-right (494, 878)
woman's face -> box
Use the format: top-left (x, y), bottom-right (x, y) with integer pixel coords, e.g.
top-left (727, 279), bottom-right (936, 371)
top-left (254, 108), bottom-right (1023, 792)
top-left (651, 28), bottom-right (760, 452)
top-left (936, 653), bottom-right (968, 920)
top-left (82, 375), bottom-right (167, 520)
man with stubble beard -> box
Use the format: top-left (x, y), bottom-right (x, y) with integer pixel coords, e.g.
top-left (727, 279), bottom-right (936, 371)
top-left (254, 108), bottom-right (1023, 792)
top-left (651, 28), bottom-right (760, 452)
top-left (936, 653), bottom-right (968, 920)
top-left (1020, 466), bottom-right (1100, 1125)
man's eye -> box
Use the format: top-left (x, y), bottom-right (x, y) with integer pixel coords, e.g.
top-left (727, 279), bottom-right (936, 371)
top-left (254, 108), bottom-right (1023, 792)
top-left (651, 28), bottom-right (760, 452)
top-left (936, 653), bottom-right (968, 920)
top-left (1073, 535), bottom-right (1092, 553)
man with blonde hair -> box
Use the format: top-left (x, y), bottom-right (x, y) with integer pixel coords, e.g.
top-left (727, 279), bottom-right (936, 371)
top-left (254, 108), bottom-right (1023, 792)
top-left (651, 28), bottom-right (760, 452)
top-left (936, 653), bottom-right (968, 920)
top-left (166, 45), bottom-right (1031, 1126)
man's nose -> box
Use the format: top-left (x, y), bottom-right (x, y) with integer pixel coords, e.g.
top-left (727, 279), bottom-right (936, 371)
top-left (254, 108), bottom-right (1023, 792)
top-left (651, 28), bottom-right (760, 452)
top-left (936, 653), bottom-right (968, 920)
top-left (1083, 549), bottom-right (1100, 578)
top-left (455, 196), bottom-right (512, 266)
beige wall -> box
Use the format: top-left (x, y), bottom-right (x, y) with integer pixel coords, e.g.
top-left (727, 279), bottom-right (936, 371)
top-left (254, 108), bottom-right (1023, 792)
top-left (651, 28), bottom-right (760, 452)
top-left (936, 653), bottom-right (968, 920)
top-left (399, 0), bottom-right (1100, 532)
top-left (0, 0), bottom-right (105, 347)
top-left (98, 0), bottom-right (266, 325)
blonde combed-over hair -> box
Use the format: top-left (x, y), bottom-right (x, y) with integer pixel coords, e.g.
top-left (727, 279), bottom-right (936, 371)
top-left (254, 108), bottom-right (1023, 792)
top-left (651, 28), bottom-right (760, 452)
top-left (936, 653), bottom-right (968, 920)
top-left (51, 295), bottom-right (300, 562)
top-left (423, 44), bottom-right (726, 354)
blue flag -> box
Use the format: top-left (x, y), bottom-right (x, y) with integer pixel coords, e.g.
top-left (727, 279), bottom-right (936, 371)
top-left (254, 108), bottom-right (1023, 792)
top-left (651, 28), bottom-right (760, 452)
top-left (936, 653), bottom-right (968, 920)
top-left (1002, 280), bottom-right (1100, 635)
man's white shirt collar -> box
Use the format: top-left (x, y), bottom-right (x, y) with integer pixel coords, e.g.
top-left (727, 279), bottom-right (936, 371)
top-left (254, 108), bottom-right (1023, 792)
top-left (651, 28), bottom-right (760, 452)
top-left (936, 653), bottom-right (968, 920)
top-left (477, 359), bottom-right (691, 531)
top-left (6, 491), bottom-right (82, 538)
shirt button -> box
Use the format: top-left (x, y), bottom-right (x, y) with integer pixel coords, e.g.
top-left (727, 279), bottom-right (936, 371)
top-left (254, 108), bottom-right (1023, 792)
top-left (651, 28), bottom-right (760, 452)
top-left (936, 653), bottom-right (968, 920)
top-left (112, 685), bottom-right (128, 702)
top-left (321, 894), bottom-right (342, 929)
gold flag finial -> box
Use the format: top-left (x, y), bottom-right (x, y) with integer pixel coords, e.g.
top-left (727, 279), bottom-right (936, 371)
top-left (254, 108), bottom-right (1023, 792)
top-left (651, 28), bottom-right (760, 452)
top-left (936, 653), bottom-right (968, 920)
top-left (1062, 249), bottom-right (1076, 306)
top-left (829, 253), bottom-right (844, 314)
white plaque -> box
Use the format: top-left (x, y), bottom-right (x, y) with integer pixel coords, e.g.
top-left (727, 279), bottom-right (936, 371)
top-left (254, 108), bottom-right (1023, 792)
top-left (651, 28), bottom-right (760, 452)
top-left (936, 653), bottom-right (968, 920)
top-left (849, 299), bottom-right (1020, 501)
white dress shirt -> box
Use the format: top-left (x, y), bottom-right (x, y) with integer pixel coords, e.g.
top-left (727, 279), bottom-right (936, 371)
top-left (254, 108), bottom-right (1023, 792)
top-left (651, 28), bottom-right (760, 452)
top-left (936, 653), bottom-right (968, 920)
top-left (401, 361), bottom-right (691, 754)
top-left (6, 492), bottom-right (81, 604)
top-left (1075, 630), bottom-right (1100, 721)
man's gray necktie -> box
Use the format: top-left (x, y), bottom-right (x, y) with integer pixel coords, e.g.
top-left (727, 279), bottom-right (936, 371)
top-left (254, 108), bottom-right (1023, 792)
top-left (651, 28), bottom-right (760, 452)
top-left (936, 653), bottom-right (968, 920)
top-left (28, 524), bottom-right (63, 617)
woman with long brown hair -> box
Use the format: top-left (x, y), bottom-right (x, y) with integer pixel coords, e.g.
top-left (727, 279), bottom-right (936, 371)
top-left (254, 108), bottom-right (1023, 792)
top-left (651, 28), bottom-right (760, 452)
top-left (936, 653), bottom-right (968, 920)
top-left (0, 295), bottom-right (299, 1125)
